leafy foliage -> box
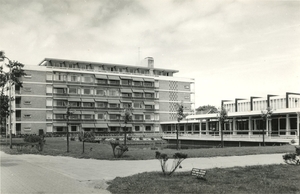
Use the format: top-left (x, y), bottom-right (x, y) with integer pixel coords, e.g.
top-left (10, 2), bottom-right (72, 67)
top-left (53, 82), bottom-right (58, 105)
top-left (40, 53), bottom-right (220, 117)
top-left (78, 131), bottom-right (95, 142)
top-left (155, 151), bottom-right (188, 175)
top-left (196, 105), bottom-right (218, 114)
top-left (283, 146), bottom-right (300, 165)
top-left (110, 141), bottom-right (129, 158)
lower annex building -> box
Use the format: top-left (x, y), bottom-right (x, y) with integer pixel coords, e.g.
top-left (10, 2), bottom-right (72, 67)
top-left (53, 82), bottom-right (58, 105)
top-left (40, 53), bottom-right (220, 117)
top-left (10, 57), bottom-right (195, 135)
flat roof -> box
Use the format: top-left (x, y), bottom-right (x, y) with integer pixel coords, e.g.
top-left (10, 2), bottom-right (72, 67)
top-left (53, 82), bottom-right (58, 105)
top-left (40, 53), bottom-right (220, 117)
top-left (38, 58), bottom-right (179, 73)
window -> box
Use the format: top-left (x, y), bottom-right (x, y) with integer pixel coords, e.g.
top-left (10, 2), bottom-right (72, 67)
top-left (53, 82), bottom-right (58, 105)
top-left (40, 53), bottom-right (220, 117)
top-left (96, 89), bottom-right (105, 96)
top-left (109, 103), bottom-right (118, 108)
top-left (144, 82), bottom-right (153, 87)
top-left (145, 114), bottom-right (152, 120)
top-left (84, 76), bottom-right (92, 83)
top-left (109, 80), bottom-right (119, 85)
top-left (70, 115), bottom-right (79, 119)
top-left (109, 89), bottom-right (118, 96)
top-left (184, 96), bottom-right (190, 99)
top-left (145, 105), bottom-right (153, 109)
top-left (97, 79), bottom-right (106, 84)
top-left (110, 114), bottom-right (119, 120)
top-left (133, 81), bottom-right (142, 86)
top-left (96, 102), bottom-right (106, 108)
top-left (134, 93), bottom-right (143, 98)
top-left (83, 102), bottom-right (94, 107)
top-left (70, 75), bottom-right (78, 82)
top-left (122, 80), bottom-right (129, 85)
top-left (24, 101), bottom-right (31, 105)
top-left (98, 113), bottom-right (104, 120)
top-left (145, 126), bottom-right (151, 131)
top-left (123, 103), bottom-right (131, 108)
top-left (69, 88), bottom-right (77, 94)
top-left (46, 74), bottom-right (52, 80)
top-left (55, 114), bottom-right (64, 119)
top-left (83, 88), bottom-right (91, 95)
top-left (83, 114), bottom-right (93, 119)
top-left (56, 100), bottom-right (66, 107)
top-left (54, 88), bottom-right (65, 94)
top-left (133, 102), bottom-right (142, 109)
top-left (24, 114), bottom-right (31, 118)
top-left (135, 126), bottom-right (140, 131)
top-left (134, 115), bottom-right (143, 120)
top-left (54, 73), bottom-right (67, 81)
top-left (122, 93), bottom-right (131, 97)
top-left (69, 102), bottom-right (80, 107)
top-left (145, 93), bottom-right (154, 98)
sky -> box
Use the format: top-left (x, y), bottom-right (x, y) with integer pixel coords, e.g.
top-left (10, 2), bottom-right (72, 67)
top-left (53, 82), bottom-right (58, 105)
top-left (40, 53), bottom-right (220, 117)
top-left (0, 0), bottom-right (299, 108)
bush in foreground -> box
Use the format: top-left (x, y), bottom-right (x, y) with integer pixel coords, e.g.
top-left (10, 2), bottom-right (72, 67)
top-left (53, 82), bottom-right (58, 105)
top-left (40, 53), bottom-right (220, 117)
top-left (155, 151), bottom-right (187, 175)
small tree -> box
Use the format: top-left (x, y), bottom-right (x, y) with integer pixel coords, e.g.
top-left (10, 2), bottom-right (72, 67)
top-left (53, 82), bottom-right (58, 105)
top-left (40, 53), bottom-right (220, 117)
top-left (79, 131), bottom-right (95, 153)
top-left (217, 107), bottom-right (228, 148)
top-left (155, 151), bottom-right (187, 176)
top-left (261, 107), bottom-right (273, 146)
top-left (110, 141), bottom-right (129, 158)
top-left (176, 103), bottom-right (185, 150)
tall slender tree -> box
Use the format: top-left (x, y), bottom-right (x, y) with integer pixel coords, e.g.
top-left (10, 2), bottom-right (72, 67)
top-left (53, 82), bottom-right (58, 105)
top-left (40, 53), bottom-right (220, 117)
top-left (217, 107), bottom-right (228, 148)
top-left (0, 51), bottom-right (26, 148)
top-left (261, 107), bottom-right (273, 146)
top-left (176, 103), bottom-right (185, 150)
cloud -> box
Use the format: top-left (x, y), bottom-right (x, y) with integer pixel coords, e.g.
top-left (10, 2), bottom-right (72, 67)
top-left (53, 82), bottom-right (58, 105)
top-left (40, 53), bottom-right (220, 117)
top-left (0, 0), bottom-right (299, 106)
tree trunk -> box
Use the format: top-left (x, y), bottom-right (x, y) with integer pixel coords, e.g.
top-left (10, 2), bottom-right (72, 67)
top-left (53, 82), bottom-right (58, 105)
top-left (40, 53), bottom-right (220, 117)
top-left (221, 121), bottom-right (224, 148)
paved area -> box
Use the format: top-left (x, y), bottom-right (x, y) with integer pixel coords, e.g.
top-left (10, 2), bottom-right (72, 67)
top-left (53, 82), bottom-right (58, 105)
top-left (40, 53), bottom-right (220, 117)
top-left (0, 151), bottom-right (285, 194)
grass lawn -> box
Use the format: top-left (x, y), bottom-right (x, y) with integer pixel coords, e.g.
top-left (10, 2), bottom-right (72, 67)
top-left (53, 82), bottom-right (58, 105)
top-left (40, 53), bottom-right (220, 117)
top-left (107, 164), bottom-right (300, 194)
top-left (0, 137), bottom-right (297, 160)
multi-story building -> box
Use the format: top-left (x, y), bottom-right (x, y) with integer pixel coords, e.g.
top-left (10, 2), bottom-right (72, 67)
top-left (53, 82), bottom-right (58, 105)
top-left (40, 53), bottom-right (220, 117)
top-left (11, 57), bottom-right (195, 135)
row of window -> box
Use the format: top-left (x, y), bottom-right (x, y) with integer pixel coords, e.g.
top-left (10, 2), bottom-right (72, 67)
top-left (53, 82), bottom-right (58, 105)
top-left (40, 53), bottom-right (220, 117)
top-left (49, 61), bottom-right (173, 76)
top-left (54, 125), bottom-right (153, 132)
top-left (53, 113), bottom-right (155, 121)
top-left (51, 100), bottom-right (155, 109)
top-left (52, 87), bottom-right (156, 98)
top-left (48, 74), bottom-right (156, 86)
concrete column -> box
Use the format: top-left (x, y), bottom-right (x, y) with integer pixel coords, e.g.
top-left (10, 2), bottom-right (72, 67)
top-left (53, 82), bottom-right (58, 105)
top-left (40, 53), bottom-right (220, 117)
top-left (297, 113), bottom-right (300, 139)
top-left (206, 120), bottom-right (209, 135)
top-left (265, 119), bottom-right (268, 137)
top-left (286, 114), bottom-right (290, 135)
top-left (249, 117), bottom-right (253, 136)
top-left (191, 124), bottom-right (194, 135)
top-left (232, 118), bottom-right (237, 135)
top-left (219, 121), bottom-right (222, 136)
top-left (199, 120), bottom-right (202, 137)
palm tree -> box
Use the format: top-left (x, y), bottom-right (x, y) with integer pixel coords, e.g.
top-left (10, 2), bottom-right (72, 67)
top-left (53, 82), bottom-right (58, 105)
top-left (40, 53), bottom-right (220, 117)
top-left (260, 107), bottom-right (273, 146)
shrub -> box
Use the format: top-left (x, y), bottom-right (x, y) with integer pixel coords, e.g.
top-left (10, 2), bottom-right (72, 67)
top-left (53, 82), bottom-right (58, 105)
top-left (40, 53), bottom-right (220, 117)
top-left (155, 151), bottom-right (188, 175)
top-left (24, 135), bottom-right (42, 143)
top-left (110, 141), bottom-right (129, 158)
top-left (291, 139), bottom-right (296, 144)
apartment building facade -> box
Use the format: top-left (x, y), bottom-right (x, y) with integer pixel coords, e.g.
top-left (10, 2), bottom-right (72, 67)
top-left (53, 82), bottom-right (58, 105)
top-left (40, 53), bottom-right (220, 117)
top-left (11, 57), bottom-right (195, 135)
